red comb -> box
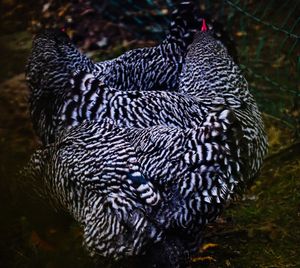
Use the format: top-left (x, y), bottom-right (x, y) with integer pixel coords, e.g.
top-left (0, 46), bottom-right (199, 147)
top-left (201, 19), bottom-right (208, 32)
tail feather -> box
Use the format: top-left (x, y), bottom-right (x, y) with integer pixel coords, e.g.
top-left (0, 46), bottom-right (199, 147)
top-left (164, 1), bottom-right (201, 50)
top-left (26, 29), bottom-right (94, 93)
top-left (26, 29), bottom-right (95, 144)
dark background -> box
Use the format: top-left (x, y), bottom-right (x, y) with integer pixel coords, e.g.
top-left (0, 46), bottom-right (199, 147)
top-left (0, 0), bottom-right (299, 267)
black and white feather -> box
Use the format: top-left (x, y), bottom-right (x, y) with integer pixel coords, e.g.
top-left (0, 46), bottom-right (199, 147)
top-left (26, 1), bottom-right (200, 144)
top-left (25, 1), bottom-right (267, 267)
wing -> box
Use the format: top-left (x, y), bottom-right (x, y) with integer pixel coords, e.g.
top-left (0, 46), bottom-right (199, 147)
top-left (25, 120), bottom-right (162, 259)
top-left (60, 71), bottom-right (209, 129)
top-left (126, 107), bottom-right (244, 232)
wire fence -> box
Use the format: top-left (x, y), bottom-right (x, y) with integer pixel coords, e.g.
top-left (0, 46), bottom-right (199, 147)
top-left (223, 0), bottom-right (299, 131)
top-left (102, 0), bottom-right (300, 133)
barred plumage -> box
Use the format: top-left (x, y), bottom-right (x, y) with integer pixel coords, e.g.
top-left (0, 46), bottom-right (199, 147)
top-left (93, 1), bottom-right (200, 92)
top-left (24, 1), bottom-right (267, 267)
top-left (179, 31), bottom-right (268, 182)
top-left (26, 106), bottom-right (243, 265)
top-left (25, 120), bottom-right (163, 260)
top-left (26, 1), bottom-right (200, 145)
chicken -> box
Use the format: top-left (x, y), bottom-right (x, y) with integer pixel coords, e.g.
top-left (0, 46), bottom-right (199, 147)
top-left (24, 2), bottom-right (267, 267)
top-left (26, 1), bottom-right (201, 145)
top-left (25, 106), bottom-right (243, 267)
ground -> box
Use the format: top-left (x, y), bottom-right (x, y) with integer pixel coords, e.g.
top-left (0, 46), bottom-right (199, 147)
top-left (0, 28), bottom-right (299, 268)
